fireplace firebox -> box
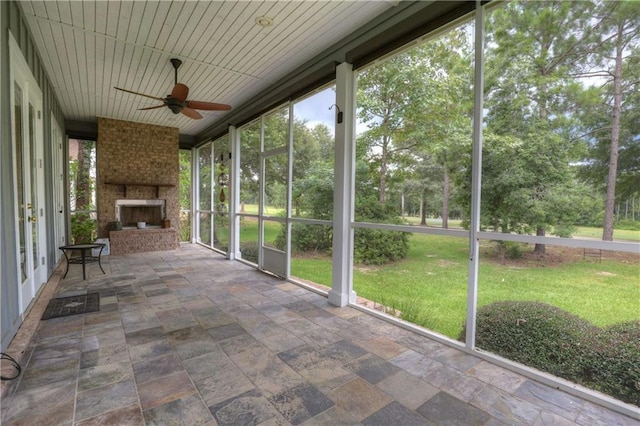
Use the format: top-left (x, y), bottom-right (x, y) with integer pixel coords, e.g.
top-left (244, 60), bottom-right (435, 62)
top-left (115, 199), bottom-right (166, 228)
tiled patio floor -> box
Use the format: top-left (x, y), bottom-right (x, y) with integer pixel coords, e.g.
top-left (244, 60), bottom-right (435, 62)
top-left (1, 244), bottom-right (637, 425)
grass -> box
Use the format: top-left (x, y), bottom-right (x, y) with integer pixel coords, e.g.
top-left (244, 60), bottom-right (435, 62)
top-left (233, 209), bottom-right (639, 339)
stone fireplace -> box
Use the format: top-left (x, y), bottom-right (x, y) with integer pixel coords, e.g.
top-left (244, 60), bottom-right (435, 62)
top-left (96, 118), bottom-right (180, 254)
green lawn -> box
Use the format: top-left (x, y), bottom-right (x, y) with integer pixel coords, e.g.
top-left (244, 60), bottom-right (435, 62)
top-left (233, 213), bottom-right (639, 339)
top-left (294, 233), bottom-right (639, 339)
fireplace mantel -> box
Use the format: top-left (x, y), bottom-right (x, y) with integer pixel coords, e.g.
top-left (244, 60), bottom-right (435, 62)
top-left (104, 181), bottom-right (175, 198)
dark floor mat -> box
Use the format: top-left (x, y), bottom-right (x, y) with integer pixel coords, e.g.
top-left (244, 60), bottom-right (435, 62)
top-left (41, 293), bottom-right (100, 320)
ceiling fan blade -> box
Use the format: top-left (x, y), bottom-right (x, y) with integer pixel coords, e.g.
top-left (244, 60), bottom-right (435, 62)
top-left (138, 105), bottom-right (165, 111)
top-left (181, 107), bottom-right (202, 120)
top-left (186, 100), bottom-right (232, 111)
top-left (114, 87), bottom-right (165, 102)
top-left (172, 83), bottom-right (189, 103)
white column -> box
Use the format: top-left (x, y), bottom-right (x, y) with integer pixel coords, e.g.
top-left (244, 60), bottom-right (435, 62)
top-left (228, 126), bottom-right (240, 260)
top-left (329, 62), bottom-right (357, 307)
top-left (465, 1), bottom-right (485, 348)
top-left (191, 147), bottom-right (198, 244)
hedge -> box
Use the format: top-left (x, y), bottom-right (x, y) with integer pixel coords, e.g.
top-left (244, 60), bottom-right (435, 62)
top-left (460, 301), bottom-right (640, 406)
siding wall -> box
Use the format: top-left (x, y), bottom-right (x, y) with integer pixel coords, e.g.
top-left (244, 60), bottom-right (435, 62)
top-left (1, 0), bottom-right (66, 351)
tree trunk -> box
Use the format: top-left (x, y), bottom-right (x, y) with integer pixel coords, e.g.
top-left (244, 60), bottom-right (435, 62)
top-left (442, 169), bottom-right (450, 229)
top-left (379, 136), bottom-right (390, 203)
top-left (603, 22), bottom-right (624, 241)
top-left (533, 227), bottom-right (546, 254)
top-left (420, 190), bottom-right (428, 226)
top-left (76, 141), bottom-right (93, 210)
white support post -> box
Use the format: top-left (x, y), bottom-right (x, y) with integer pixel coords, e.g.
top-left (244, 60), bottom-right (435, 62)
top-left (329, 62), bottom-right (357, 307)
top-left (228, 126), bottom-right (240, 260)
top-left (465, 1), bottom-right (485, 349)
top-left (190, 147), bottom-right (198, 244)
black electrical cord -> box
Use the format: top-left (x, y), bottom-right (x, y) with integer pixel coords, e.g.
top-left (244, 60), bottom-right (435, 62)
top-left (1, 353), bottom-right (21, 380)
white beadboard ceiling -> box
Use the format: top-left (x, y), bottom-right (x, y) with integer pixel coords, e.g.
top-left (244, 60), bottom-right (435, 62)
top-left (18, 1), bottom-right (395, 136)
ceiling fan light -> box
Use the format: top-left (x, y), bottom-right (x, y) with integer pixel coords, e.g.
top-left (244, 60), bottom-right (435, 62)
top-left (255, 16), bottom-right (273, 27)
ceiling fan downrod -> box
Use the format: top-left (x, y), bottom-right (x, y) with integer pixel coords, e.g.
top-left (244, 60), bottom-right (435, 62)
top-left (170, 58), bottom-right (182, 86)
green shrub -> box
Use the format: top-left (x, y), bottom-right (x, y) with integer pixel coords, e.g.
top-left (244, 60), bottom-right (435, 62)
top-left (71, 213), bottom-right (97, 244)
top-left (353, 227), bottom-right (409, 265)
top-left (239, 243), bottom-right (259, 264)
top-left (585, 321), bottom-right (640, 405)
top-left (275, 223), bottom-right (332, 254)
top-left (460, 301), bottom-right (640, 406)
top-left (496, 241), bottom-right (524, 260)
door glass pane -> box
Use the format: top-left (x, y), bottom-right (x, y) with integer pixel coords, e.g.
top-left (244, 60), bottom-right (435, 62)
top-left (29, 103), bottom-right (39, 266)
top-left (14, 83), bottom-right (27, 281)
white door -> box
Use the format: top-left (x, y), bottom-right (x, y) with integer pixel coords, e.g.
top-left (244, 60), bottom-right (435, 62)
top-left (11, 36), bottom-right (46, 314)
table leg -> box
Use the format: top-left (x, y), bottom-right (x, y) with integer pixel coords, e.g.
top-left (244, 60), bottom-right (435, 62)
top-left (61, 249), bottom-right (70, 278)
top-left (81, 248), bottom-right (87, 280)
top-left (97, 246), bottom-right (105, 274)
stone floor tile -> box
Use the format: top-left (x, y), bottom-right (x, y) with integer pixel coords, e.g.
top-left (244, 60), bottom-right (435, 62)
top-left (320, 340), bottom-right (368, 365)
top-left (75, 379), bottom-right (138, 421)
top-left (166, 324), bottom-right (210, 346)
top-left (78, 360), bottom-right (133, 391)
top-left (514, 380), bottom-right (584, 421)
top-left (16, 356), bottom-right (79, 391)
top-left (218, 333), bottom-right (268, 356)
top-left (429, 346), bottom-right (482, 372)
top-left (194, 365), bottom-right (256, 407)
top-left (80, 342), bottom-right (128, 369)
top-left (137, 371), bottom-right (197, 411)
top-left (389, 349), bottom-right (442, 379)
top-left (206, 322), bottom-right (247, 342)
top-left (209, 389), bottom-right (283, 426)
top-left (363, 401), bottom-right (431, 426)
top-left (143, 394), bottom-right (214, 426)
top-left (466, 360), bottom-right (528, 393)
top-left (327, 378), bottom-right (393, 421)
top-left (353, 336), bottom-right (406, 360)
top-left (2, 380), bottom-right (76, 425)
top-left (258, 330), bottom-right (307, 353)
top-left (230, 347), bottom-right (306, 397)
top-left (417, 391), bottom-right (491, 425)
top-left (301, 406), bottom-right (362, 426)
top-left (268, 383), bottom-right (335, 425)
top-left (174, 338), bottom-right (219, 360)
top-left (376, 370), bottom-right (439, 410)
top-left (183, 349), bottom-right (236, 383)
top-left (469, 386), bottom-right (541, 425)
top-left (344, 353), bottom-right (401, 385)
top-left (122, 323), bottom-right (166, 345)
top-left (127, 338), bottom-right (175, 364)
top-left (132, 352), bottom-right (184, 384)
top-left (75, 403), bottom-right (144, 426)
top-left (576, 401), bottom-right (640, 426)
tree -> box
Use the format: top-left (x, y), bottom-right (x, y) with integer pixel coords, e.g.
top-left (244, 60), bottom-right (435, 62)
top-left (483, 0), bottom-right (597, 253)
top-left (584, 1), bottom-right (640, 240)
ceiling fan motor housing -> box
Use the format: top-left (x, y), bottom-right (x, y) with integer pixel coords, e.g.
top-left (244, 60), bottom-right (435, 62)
top-left (167, 98), bottom-right (184, 114)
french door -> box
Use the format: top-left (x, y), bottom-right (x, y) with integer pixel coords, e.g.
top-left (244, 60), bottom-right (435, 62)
top-left (11, 38), bottom-right (46, 314)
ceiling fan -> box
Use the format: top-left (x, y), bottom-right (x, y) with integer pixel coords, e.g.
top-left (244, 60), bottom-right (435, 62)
top-left (114, 58), bottom-right (231, 120)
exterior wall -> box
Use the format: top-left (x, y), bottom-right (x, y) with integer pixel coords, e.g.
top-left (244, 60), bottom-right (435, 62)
top-left (96, 117), bottom-right (180, 251)
top-left (1, 0), bottom-right (65, 351)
